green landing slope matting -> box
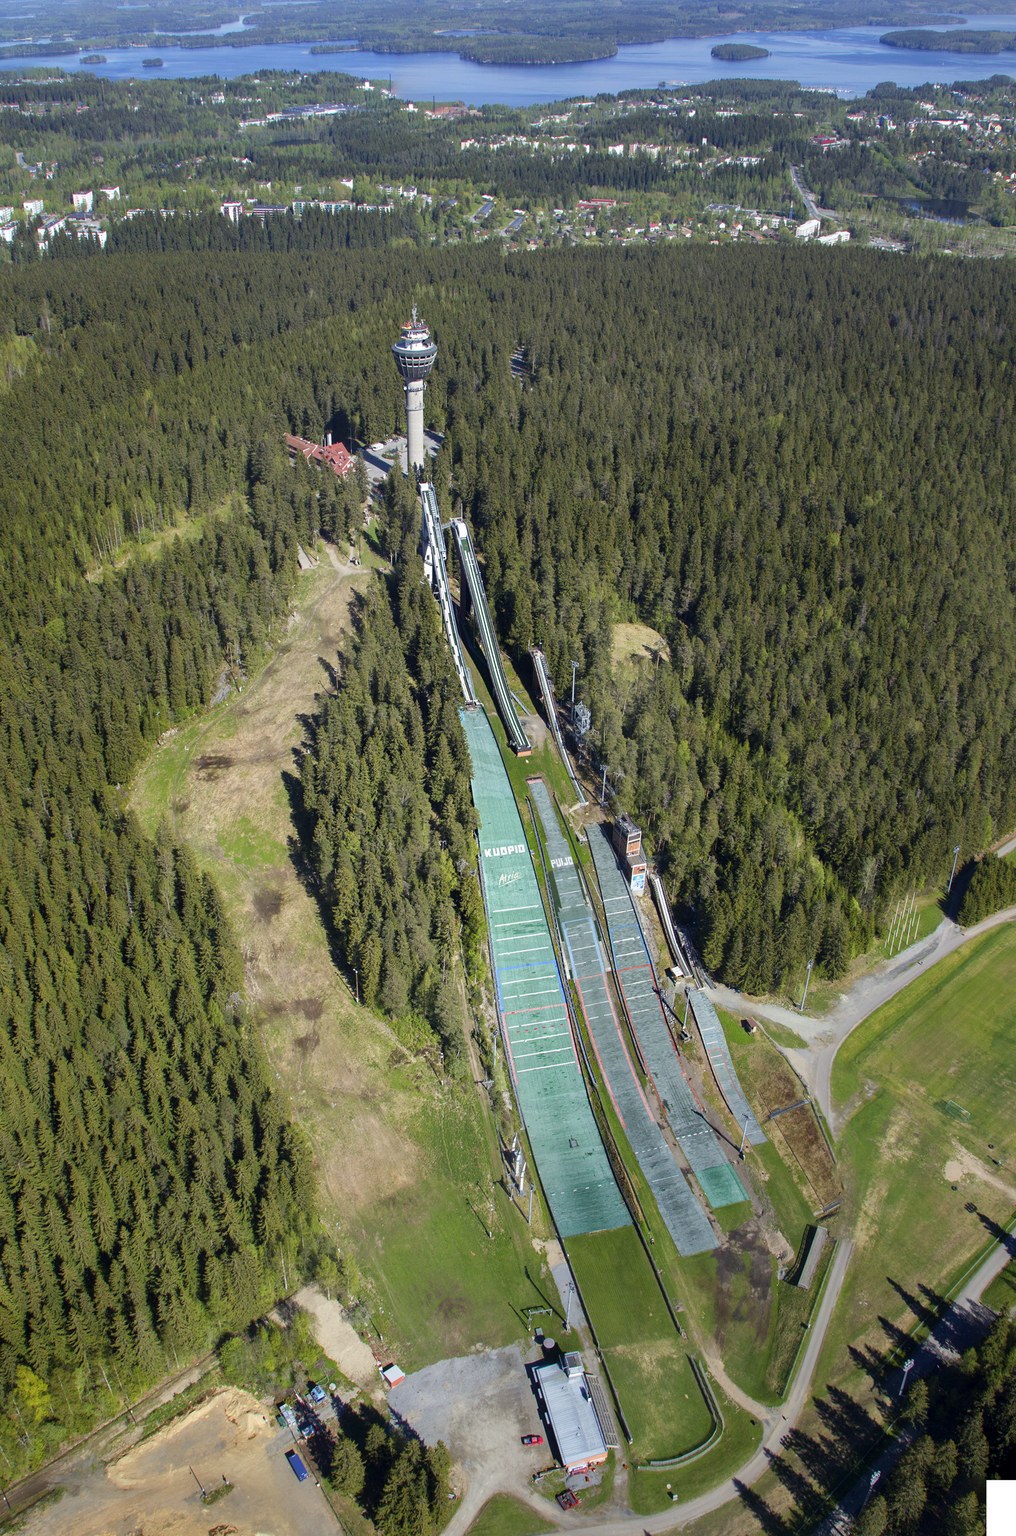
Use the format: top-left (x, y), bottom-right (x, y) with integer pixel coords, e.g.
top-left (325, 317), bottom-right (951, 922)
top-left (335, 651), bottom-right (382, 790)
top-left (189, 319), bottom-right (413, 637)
top-left (586, 824), bottom-right (748, 1210)
top-left (461, 707), bottom-right (629, 1239)
top-left (529, 779), bottom-right (716, 1257)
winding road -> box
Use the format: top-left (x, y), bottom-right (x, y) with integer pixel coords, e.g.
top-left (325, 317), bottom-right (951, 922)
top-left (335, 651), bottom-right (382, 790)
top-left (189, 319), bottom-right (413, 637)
top-left (707, 906), bottom-right (1016, 1131)
top-left (812, 1230), bottom-right (1016, 1536)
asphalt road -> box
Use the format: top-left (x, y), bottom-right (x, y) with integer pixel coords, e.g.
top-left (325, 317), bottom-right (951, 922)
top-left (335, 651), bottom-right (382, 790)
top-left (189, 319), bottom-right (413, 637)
top-left (789, 165), bottom-right (840, 223)
top-left (556, 1239), bottom-right (855, 1536)
top-left (810, 1230), bottom-right (1015, 1535)
top-left (708, 905), bottom-right (1016, 1130)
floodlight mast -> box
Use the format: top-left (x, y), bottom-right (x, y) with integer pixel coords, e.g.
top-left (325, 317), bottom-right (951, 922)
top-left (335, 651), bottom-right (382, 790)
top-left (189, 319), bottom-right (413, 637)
top-left (391, 306), bottom-right (437, 473)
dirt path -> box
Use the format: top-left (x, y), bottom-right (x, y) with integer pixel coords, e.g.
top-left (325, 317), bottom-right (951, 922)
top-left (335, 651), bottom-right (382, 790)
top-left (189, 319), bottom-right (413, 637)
top-left (293, 1284), bottom-right (379, 1388)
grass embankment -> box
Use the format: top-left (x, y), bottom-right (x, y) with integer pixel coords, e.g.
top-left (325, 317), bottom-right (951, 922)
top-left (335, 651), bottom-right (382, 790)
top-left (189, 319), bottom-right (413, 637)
top-left (628, 1399), bottom-right (761, 1514)
top-left (132, 554), bottom-right (552, 1368)
top-left (568, 1227), bottom-right (713, 1461)
top-left (466, 1495), bottom-right (554, 1536)
top-left (824, 924), bottom-right (1016, 1383)
top-left (720, 1011), bottom-right (840, 1212)
top-left (983, 1259), bottom-right (1016, 1314)
top-left (664, 1011), bottom-right (837, 1405)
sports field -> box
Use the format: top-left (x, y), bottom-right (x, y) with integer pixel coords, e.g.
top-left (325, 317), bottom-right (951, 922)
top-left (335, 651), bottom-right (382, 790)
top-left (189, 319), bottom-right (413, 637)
top-left (567, 1226), bottom-right (715, 1460)
top-left (834, 923), bottom-right (1016, 1148)
top-left (825, 923), bottom-right (1016, 1379)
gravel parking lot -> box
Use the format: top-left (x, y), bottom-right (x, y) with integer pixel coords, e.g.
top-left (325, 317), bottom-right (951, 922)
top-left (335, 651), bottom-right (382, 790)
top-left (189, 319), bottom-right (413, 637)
top-left (390, 1344), bottom-right (562, 1532)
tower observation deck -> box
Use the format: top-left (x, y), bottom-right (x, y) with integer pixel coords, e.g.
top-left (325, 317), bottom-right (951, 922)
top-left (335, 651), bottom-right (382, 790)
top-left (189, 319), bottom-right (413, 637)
top-left (392, 308), bottom-right (437, 472)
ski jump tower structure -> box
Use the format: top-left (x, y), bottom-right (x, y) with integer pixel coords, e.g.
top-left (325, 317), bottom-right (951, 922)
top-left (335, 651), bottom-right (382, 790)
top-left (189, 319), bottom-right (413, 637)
top-left (394, 312), bottom-right (531, 755)
top-left (391, 307), bottom-right (437, 472)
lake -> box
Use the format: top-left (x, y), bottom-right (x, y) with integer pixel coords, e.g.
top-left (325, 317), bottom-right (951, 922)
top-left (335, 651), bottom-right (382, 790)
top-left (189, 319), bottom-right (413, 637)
top-left (2, 12), bottom-right (1016, 102)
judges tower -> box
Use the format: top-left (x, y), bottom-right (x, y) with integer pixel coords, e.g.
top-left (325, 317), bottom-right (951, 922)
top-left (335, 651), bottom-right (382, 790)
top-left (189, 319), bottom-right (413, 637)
top-left (391, 307), bottom-right (437, 473)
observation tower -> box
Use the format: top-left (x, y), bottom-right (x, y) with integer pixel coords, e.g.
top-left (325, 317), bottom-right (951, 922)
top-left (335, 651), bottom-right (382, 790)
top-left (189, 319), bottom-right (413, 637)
top-left (392, 307), bottom-right (437, 473)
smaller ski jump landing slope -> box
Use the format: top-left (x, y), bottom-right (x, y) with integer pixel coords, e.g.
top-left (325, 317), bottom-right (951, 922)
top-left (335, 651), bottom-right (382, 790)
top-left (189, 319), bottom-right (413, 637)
top-left (460, 707), bottom-right (629, 1239)
top-left (587, 825), bottom-right (748, 1211)
top-left (688, 990), bottom-right (766, 1147)
top-left (529, 780), bottom-right (715, 1257)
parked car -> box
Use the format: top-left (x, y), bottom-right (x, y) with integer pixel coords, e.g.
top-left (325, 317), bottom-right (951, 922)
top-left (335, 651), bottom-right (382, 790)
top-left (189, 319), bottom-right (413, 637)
top-left (285, 1449), bottom-right (309, 1482)
top-left (557, 1489), bottom-right (579, 1509)
top-left (521, 1434), bottom-right (544, 1446)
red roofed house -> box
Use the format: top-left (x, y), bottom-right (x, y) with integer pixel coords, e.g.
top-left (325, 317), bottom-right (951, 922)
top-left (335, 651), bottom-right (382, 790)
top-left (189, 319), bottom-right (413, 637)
top-left (285, 432), bottom-right (356, 479)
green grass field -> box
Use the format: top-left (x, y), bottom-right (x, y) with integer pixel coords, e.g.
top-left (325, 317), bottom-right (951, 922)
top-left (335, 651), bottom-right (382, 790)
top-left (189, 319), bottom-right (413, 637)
top-left (834, 924), bottom-right (1016, 1148)
top-left (628, 1398), bottom-right (761, 1514)
top-left (131, 557), bottom-right (554, 1369)
top-left (567, 1227), bottom-right (714, 1459)
top-left (983, 1258), bottom-right (1016, 1314)
top-left (823, 924), bottom-right (1016, 1384)
top-left (465, 1495), bottom-right (554, 1536)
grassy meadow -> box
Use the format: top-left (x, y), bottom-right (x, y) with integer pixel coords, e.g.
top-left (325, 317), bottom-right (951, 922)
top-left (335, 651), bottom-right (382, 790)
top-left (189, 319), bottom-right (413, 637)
top-left (568, 1226), bottom-right (714, 1460)
top-left (131, 554), bottom-right (551, 1367)
top-left (825, 923), bottom-right (1016, 1382)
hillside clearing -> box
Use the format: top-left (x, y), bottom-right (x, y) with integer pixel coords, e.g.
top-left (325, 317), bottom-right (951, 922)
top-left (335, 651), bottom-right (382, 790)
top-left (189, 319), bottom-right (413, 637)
top-left (131, 551), bottom-right (547, 1366)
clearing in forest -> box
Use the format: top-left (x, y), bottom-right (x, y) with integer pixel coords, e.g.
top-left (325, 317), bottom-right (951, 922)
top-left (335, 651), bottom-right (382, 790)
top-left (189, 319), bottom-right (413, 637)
top-left (131, 551), bottom-right (552, 1366)
top-left (611, 620), bottom-right (670, 674)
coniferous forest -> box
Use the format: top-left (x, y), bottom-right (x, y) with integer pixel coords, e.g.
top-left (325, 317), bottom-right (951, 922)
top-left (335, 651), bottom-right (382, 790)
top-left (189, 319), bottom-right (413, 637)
top-left (1, 229), bottom-right (1015, 1463)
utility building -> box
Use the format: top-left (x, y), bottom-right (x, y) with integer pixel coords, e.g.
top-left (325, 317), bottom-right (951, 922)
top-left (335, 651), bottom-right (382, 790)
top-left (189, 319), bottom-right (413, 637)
top-left (612, 814), bottom-right (646, 893)
top-left (391, 308), bottom-right (437, 472)
top-left (533, 1353), bottom-right (608, 1474)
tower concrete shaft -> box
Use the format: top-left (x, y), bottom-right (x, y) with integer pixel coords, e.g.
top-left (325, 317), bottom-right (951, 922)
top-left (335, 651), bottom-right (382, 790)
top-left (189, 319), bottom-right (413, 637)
top-left (391, 308), bottom-right (437, 473)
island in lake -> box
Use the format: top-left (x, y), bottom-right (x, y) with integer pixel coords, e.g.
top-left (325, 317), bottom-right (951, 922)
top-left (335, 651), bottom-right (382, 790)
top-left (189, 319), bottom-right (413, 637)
top-left (711, 42), bottom-right (770, 61)
top-left (142, 56), bottom-right (164, 66)
top-left (881, 27), bottom-right (1016, 53)
top-left (81, 53), bottom-right (107, 63)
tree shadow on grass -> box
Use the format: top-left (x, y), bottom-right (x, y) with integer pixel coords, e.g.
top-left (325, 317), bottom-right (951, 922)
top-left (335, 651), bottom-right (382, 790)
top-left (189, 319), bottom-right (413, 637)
top-left (732, 1476), bottom-right (794, 1534)
top-left (764, 1441), bottom-right (822, 1515)
top-left (976, 1207), bottom-right (1016, 1257)
top-left (848, 1342), bottom-right (889, 1390)
top-left (815, 1384), bottom-right (884, 1459)
top-left (887, 1277), bottom-right (939, 1331)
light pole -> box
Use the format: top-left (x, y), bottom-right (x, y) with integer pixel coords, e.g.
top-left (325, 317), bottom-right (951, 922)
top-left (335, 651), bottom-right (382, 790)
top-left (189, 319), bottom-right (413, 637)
top-left (353, 968), bottom-right (359, 1005)
top-left (799, 957), bottom-right (815, 1013)
top-left (860, 1468), bottom-right (881, 1511)
top-left (947, 844), bottom-right (961, 894)
top-left (600, 764), bottom-right (608, 805)
top-left (899, 1356), bottom-right (916, 1398)
top-left (571, 660), bottom-right (578, 710)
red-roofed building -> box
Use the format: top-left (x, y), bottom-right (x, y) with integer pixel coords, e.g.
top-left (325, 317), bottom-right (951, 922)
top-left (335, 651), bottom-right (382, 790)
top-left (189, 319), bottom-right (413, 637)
top-left (285, 432), bottom-right (356, 479)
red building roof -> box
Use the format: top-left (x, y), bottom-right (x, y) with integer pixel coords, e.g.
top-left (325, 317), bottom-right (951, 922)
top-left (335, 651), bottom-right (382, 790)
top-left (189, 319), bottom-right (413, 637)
top-left (284, 433), bottom-right (355, 478)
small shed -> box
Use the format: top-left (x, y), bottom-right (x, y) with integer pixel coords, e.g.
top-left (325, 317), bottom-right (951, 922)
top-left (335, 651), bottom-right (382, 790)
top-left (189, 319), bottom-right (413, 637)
top-left (381, 1362), bottom-right (405, 1388)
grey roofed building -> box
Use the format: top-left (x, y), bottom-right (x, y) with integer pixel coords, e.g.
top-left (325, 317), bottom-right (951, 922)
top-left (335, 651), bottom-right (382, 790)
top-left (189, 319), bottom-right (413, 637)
top-left (533, 1353), bottom-right (608, 1472)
